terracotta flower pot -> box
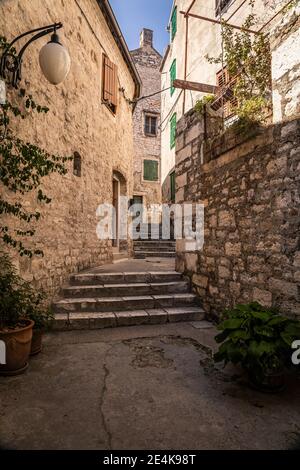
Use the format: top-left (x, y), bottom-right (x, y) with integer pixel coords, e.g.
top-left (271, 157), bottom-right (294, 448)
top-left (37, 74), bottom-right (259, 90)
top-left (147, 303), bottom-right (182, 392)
top-left (0, 320), bottom-right (34, 376)
top-left (30, 329), bottom-right (43, 356)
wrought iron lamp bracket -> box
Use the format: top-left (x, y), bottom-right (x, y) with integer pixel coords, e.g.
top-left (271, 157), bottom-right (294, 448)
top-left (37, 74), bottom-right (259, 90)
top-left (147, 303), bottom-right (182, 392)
top-left (0, 22), bottom-right (63, 88)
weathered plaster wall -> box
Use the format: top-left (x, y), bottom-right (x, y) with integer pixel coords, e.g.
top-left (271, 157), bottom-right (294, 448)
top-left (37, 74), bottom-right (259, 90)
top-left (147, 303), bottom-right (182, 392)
top-left (175, 110), bottom-right (300, 319)
top-left (130, 30), bottom-right (162, 210)
top-left (271, 2), bottom-right (300, 122)
top-left (0, 0), bottom-right (136, 295)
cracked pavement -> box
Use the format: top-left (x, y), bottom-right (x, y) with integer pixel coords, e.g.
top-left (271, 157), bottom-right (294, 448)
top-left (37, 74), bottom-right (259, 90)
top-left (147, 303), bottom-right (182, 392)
top-left (0, 322), bottom-right (300, 450)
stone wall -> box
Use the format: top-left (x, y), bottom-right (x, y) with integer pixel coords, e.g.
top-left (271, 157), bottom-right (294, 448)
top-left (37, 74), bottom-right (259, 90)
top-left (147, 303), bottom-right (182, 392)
top-left (130, 30), bottom-right (162, 210)
top-left (0, 0), bottom-right (137, 296)
top-left (270, 2), bottom-right (300, 123)
top-left (175, 109), bottom-right (300, 320)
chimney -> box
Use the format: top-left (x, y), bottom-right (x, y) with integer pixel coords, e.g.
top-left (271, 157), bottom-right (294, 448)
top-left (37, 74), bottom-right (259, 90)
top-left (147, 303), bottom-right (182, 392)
top-left (140, 28), bottom-right (153, 48)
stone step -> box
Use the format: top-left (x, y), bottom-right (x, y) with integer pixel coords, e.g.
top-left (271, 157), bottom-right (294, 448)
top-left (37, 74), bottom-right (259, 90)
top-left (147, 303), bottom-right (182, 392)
top-left (112, 252), bottom-right (128, 263)
top-left (134, 251), bottom-right (176, 258)
top-left (70, 271), bottom-right (182, 286)
top-left (134, 245), bottom-right (175, 252)
top-left (53, 306), bottom-right (205, 331)
top-left (53, 293), bottom-right (198, 314)
top-left (62, 281), bottom-right (189, 298)
top-left (134, 240), bottom-right (176, 246)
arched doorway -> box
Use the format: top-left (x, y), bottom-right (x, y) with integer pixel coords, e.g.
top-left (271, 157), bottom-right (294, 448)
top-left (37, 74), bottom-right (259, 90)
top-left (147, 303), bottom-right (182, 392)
top-left (112, 170), bottom-right (127, 250)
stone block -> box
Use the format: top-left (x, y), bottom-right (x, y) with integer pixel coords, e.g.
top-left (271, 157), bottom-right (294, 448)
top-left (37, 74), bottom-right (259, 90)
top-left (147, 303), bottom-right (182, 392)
top-left (225, 242), bottom-right (242, 257)
top-left (218, 210), bottom-right (235, 227)
top-left (176, 187), bottom-right (185, 203)
top-left (176, 144), bottom-right (192, 164)
top-left (68, 313), bottom-right (90, 330)
top-left (185, 253), bottom-right (198, 272)
top-left (230, 282), bottom-right (241, 297)
top-left (209, 285), bottom-right (219, 296)
top-left (146, 309), bottom-right (168, 324)
top-left (185, 123), bottom-right (202, 145)
top-left (253, 288), bottom-right (272, 307)
top-left (218, 266), bottom-right (231, 279)
top-left (89, 312), bottom-right (116, 329)
top-left (269, 278), bottom-right (298, 299)
top-left (115, 310), bottom-right (149, 326)
top-left (176, 172), bottom-right (187, 189)
top-left (192, 273), bottom-right (208, 289)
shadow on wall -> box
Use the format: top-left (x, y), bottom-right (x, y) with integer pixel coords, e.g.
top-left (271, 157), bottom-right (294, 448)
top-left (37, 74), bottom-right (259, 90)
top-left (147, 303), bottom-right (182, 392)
top-left (174, 111), bottom-right (300, 321)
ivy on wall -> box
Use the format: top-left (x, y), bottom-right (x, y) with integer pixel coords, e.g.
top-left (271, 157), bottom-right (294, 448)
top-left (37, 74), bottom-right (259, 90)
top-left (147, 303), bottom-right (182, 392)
top-left (0, 36), bottom-right (72, 257)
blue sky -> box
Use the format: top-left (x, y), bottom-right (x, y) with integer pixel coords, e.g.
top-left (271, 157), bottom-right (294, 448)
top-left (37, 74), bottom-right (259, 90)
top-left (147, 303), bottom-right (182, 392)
top-left (109, 0), bottom-right (173, 54)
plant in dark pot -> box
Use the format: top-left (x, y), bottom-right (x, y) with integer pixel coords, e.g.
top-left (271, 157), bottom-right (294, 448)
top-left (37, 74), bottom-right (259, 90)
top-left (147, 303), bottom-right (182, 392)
top-left (0, 252), bottom-right (50, 375)
top-left (214, 302), bottom-right (300, 393)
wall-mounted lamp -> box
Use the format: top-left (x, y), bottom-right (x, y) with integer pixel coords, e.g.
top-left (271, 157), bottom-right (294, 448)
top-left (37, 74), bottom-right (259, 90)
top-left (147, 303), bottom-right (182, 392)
top-left (0, 23), bottom-right (70, 89)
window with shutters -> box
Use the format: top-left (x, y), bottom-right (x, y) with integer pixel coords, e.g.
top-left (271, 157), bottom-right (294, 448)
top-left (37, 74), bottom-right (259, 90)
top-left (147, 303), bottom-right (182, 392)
top-left (170, 113), bottom-right (177, 149)
top-left (170, 59), bottom-right (176, 96)
top-left (171, 7), bottom-right (177, 41)
top-left (215, 0), bottom-right (233, 16)
top-left (170, 171), bottom-right (176, 203)
top-left (102, 54), bottom-right (118, 114)
top-left (144, 114), bottom-right (158, 136)
top-left (143, 159), bottom-right (159, 182)
top-left (216, 67), bottom-right (238, 119)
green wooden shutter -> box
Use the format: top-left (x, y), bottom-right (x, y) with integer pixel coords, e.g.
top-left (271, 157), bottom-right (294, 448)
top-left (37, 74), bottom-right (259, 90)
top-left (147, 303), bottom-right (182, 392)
top-left (170, 113), bottom-right (177, 149)
top-left (170, 59), bottom-right (176, 96)
top-left (171, 7), bottom-right (177, 41)
top-left (170, 171), bottom-right (175, 202)
top-left (144, 160), bottom-right (158, 181)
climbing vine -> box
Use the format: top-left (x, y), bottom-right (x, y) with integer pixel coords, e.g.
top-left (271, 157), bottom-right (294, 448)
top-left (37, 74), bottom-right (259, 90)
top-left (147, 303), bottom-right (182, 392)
top-left (205, 0), bottom-right (272, 125)
top-left (194, 95), bottom-right (215, 116)
top-left (0, 36), bottom-right (72, 257)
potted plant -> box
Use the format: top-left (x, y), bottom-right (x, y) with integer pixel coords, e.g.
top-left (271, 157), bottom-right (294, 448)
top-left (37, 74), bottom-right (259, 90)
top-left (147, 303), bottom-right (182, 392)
top-left (214, 302), bottom-right (300, 393)
top-left (0, 252), bottom-right (35, 375)
top-left (28, 308), bottom-right (54, 356)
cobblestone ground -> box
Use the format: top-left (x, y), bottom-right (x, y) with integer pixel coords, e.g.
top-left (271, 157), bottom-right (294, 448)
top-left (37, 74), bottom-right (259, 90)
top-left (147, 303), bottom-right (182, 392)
top-left (0, 322), bottom-right (300, 450)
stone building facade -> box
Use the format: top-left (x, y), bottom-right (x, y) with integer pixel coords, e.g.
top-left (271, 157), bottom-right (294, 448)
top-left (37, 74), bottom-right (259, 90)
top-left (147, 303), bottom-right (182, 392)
top-left (130, 29), bottom-right (162, 214)
top-left (0, 0), bottom-right (140, 296)
top-left (271, 2), bottom-right (300, 122)
top-left (175, 110), bottom-right (300, 320)
top-left (174, 2), bottom-right (300, 319)
top-left (160, 0), bottom-right (295, 201)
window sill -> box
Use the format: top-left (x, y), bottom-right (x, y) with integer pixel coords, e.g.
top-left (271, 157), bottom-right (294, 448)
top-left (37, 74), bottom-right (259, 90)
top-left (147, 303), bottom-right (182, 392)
top-left (144, 132), bottom-right (157, 138)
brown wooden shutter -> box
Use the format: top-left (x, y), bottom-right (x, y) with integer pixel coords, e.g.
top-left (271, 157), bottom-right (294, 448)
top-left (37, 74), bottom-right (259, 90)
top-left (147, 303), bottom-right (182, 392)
top-left (102, 54), bottom-right (118, 113)
top-left (216, 67), bottom-right (237, 119)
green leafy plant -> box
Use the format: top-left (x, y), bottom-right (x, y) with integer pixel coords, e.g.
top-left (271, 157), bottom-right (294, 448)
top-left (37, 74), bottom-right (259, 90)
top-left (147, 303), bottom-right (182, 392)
top-left (194, 94), bottom-right (215, 115)
top-left (214, 302), bottom-right (300, 381)
top-left (0, 251), bottom-right (51, 330)
top-left (0, 36), bottom-right (72, 257)
top-left (206, 0), bottom-right (272, 126)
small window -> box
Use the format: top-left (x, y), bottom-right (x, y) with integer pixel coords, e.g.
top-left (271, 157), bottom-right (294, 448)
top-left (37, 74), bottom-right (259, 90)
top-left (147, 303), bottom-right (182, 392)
top-left (143, 160), bottom-right (159, 182)
top-left (170, 59), bottom-right (176, 96)
top-left (170, 113), bottom-right (177, 149)
top-left (145, 114), bottom-right (157, 136)
top-left (216, 0), bottom-right (232, 16)
top-left (170, 171), bottom-right (175, 202)
top-left (171, 6), bottom-right (177, 41)
top-left (102, 54), bottom-right (118, 114)
top-left (73, 152), bottom-right (81, 177)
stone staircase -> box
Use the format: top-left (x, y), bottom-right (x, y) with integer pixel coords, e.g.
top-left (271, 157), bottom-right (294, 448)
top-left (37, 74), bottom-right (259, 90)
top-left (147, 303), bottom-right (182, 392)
top-left (52, 269), bottom-right (204, 331)
top-left (133, 223), bottom-right (176, 259)
top-left (133, 240), bottom-right (176, 259)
